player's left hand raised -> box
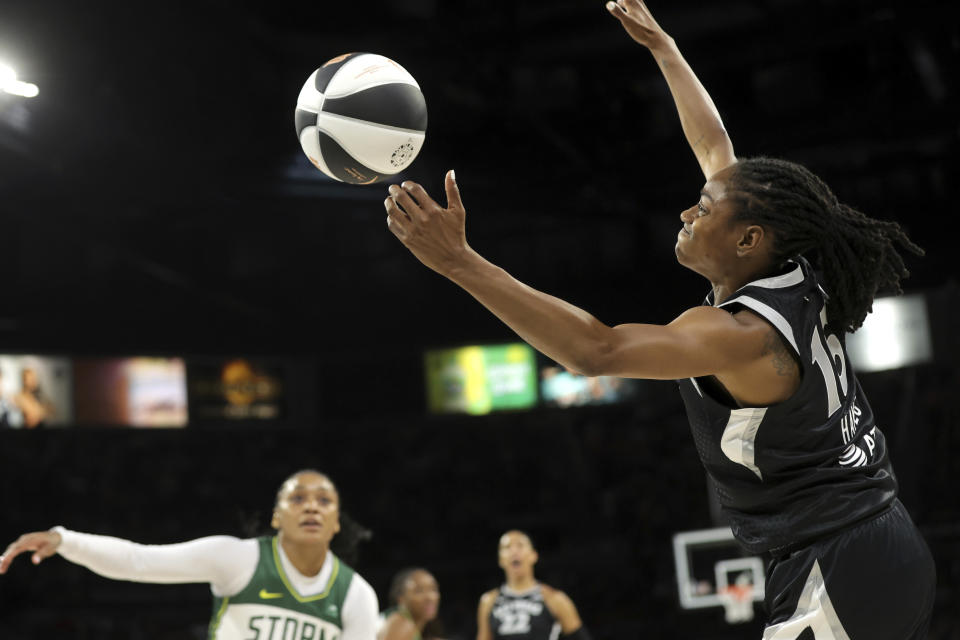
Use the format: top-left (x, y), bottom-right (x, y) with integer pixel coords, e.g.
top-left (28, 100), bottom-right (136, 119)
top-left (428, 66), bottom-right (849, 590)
top-left (385, 170), bottom-right (475, 276)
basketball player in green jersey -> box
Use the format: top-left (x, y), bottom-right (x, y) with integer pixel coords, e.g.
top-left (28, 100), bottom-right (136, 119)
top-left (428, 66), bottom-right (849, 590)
top-left (0, 470), bottom-right (379, 639)
top-left (477, 531), bottom-right (589, 640)
top-left (378, 567), bottom-right (442, 640)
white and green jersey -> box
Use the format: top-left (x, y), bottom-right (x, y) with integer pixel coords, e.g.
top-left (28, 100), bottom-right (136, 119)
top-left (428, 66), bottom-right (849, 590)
top-left (53, 527), bottom-right (379, 640)
top-left (208, 536), bottom-right (354, 640)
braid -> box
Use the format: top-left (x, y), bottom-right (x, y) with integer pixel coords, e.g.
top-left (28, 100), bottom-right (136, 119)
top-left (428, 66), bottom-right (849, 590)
top-left (728, 157), bottom-right (923, 332)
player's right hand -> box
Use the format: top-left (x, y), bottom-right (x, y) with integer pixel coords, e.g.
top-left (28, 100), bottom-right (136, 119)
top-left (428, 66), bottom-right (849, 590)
top-left (385, 170), bottom-right (472, 278)
top-left (605, 0), bottom-right (671, 51)
top-left (0, 530), bottom-right (62, 574)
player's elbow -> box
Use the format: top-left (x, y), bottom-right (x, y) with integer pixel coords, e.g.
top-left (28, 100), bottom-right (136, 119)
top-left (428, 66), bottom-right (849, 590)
top-left (569, 358), bottom-right (602, 378)
top-left (570, 339), bottom-right (618, 378)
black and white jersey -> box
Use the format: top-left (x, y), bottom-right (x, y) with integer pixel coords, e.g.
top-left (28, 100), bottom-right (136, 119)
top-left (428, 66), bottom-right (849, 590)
top-left (677, 256), bottom-right (897, 554)
top-left (489, 585), bottom-right (560, 640)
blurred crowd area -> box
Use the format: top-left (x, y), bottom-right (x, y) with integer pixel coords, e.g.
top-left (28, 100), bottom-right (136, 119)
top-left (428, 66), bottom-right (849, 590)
top-left (1, 363), bottom-right (958, 639)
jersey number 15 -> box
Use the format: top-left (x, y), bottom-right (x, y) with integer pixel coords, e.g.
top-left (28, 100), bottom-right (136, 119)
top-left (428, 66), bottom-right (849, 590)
top-left (810, 305), bottom-right (848, 418)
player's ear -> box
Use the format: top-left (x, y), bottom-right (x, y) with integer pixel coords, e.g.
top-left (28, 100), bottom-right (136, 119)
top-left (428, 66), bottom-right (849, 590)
top-left (737, 224), bottom-right (765, 257)
top-left (271, 511), bottom-right (280, 530)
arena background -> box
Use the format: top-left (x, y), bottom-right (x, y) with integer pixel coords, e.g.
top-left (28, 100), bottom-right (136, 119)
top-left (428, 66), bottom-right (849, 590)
top-left (1, 0), bottom-right (957, 637)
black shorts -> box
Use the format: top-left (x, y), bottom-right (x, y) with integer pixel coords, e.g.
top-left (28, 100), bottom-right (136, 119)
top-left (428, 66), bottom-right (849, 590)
top-left (762, 499), bottom-right (935, 639)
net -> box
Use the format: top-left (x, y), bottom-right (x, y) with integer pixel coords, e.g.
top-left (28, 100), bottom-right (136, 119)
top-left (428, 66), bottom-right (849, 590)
top-left (718, 582), bottom-right (755, 624)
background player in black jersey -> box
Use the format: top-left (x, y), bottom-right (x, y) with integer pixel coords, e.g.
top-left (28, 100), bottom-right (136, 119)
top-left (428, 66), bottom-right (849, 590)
top-left (383, 0), bottom-right (936, 637)
top-left (477, 531), bottom-right (588, 640)
top-left (379, 567), bottom-right (443, 640)
top-left (0, 470), bottom-right (379, 639)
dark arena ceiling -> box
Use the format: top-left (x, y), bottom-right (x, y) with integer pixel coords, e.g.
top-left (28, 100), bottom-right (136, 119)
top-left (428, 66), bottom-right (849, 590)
top-left (1, 0), bottom-right (957, 363)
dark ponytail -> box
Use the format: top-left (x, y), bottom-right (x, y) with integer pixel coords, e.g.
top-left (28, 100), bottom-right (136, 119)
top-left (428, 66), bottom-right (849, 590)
top-left (330, 510), bottom-right (372, 566)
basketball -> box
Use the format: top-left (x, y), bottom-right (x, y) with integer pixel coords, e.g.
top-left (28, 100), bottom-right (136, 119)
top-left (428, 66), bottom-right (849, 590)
top-left (294, 52), bottom-right (428, 185)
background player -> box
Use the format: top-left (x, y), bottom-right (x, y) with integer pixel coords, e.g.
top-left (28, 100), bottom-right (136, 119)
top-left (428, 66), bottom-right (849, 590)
top-left (0, 469), bottom-right (379, 639)
top-left (477, 531), bottom-right (588, 640)
top-left (383, 0), bottom-right (935, 636)
top-left (379, 567), bottom-right (443, 640)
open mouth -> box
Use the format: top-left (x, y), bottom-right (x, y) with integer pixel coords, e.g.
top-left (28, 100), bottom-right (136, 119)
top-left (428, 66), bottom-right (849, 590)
top-left (300, 519), bottom-right (323, 529)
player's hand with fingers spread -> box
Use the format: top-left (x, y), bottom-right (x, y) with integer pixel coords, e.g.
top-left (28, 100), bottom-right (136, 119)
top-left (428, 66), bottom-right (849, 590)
top-left (0, 530), bottom-right (62, 575)
top-left (385, 170), bottom-right (477, 277)
top-left (605, 0), bottom-right (672, 51)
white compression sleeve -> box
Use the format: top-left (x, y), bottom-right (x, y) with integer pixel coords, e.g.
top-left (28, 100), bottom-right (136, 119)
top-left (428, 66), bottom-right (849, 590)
top-left (53, 527), bottom-right (258, 596)
top-left (339, 573), bottom-right (380, 640)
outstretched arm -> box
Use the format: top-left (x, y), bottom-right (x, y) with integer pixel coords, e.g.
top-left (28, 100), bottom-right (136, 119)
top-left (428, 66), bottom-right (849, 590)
top-left (606, 0), bottom-right (736, 179)
top-left (1, 527), bottom-right (256, 596)
top-left (385, 174), bottom-right (762, 381)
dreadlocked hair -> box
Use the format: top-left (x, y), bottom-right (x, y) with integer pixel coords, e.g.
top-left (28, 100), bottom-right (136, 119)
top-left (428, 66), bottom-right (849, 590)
top-left (727, 157), bottom-right (924, 333)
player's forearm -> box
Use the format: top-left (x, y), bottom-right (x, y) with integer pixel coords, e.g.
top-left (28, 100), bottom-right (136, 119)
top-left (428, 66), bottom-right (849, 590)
top-left (54, 527), bottom-right (240, 585)
top-left (55, 527), bottom-right (196, 582)
top-left (446, 254), bottom-right (613, 376)
top-left (650, 38), bottom-right (735, 178)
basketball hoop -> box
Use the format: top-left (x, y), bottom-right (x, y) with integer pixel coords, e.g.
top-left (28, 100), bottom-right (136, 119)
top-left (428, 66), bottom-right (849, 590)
top-left (718, 582), bottom-right (755, 623)
top-left (672, 528), bottom-right (765, 622)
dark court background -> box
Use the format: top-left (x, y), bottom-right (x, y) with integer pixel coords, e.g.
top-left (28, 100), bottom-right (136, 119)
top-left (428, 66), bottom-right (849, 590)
top-left (1, 0), bottom-right (958, 637)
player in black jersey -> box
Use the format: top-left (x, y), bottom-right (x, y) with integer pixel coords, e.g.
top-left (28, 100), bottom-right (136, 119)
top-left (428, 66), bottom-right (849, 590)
top-left (383, 0), bottom-right (936, 636)
top-left (477, 531), bottom-right (589, 640)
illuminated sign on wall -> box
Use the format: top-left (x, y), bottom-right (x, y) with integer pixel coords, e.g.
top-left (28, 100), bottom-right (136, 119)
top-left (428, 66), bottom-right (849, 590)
top-left (425, 343), bottom-right (538, 415)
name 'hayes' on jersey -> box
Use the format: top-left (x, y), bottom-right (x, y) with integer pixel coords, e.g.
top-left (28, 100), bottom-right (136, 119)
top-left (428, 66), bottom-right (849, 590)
top-left (677, 256), bottom-right (897, 554)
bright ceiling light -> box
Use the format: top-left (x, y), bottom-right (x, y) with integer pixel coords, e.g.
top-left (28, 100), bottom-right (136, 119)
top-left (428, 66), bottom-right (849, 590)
top-left (0, 63), bottom-right (16, 86)
top-left (0, 63), bottom-right (38, 98)
top-left (4, 80), bottom-right (38, 98)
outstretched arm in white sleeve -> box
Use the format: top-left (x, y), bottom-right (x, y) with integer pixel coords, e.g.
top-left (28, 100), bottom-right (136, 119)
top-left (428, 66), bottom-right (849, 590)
top-left (1, 527), bottom-right (257, 597)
